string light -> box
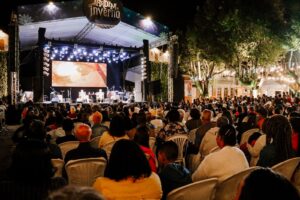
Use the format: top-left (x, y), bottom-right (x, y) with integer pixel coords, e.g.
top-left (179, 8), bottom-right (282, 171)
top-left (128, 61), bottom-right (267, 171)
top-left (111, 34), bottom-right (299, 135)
top-left (44, 44), bottom-right (131, 64)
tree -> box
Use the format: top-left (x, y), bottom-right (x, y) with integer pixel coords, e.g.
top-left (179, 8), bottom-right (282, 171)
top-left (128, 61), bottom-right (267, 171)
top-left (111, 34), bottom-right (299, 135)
top-left (179, 0), bottom-right (299, 97)
top-left (0, 52), bottom-right (8, 98)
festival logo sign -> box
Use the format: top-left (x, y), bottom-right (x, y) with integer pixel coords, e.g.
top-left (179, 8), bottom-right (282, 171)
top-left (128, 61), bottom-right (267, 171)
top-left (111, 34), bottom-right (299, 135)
top-left (83, 0), bottom-right (123, 29)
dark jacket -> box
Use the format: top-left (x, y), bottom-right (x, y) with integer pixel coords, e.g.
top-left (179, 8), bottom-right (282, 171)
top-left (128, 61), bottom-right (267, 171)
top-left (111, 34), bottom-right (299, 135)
top-left (159, 163), bottom-right (192, 200)
top-left (257, 143), bottom-right (295, 167)
top-left (55, 135), bottom-right (77, 145)
top-left (63, 142), bottom-right (107, 180)
top-left (64, 142), bottom-right (107, 164)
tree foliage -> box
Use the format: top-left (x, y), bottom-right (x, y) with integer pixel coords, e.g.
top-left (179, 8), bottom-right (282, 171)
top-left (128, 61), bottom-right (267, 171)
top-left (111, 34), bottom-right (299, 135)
top-left (0, 52), bottom-right (8, 98)
top-left (179, 0), bottom-right (300, 96)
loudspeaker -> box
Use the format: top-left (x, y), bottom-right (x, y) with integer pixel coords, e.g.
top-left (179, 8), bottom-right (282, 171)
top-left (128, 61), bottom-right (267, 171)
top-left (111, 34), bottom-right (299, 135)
top-left (150, 80), bottom-right (161, 95)
top-left (38, 27), bottom-right (46, 44)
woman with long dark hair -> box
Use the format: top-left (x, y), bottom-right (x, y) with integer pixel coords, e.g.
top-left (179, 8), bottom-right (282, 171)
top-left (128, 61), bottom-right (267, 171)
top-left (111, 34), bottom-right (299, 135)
top-left (93, 139), bottom-right (162, 199)
top-left (257, 115), bottom-right (295, 167)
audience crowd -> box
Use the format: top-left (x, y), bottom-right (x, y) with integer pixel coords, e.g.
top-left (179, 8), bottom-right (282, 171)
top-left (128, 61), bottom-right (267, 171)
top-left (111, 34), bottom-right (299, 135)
top-left (0, 94), bottom-right (300, 199)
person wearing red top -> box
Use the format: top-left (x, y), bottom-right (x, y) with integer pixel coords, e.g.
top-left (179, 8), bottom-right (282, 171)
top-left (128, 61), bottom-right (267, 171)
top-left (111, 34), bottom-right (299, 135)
top-left (134, 125), bottom-right (157, 172)
top-left (256, 107), bottom-right (268, 130)
top-left (290, 117), bottom-right (300, 155)
top-left (67, 106), bottom-right (77, 120)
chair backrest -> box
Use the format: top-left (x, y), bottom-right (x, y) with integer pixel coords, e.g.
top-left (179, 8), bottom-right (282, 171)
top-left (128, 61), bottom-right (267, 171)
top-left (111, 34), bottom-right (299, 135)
top-left (51, 158), bottom-right (64, 177)
top-left (271, 157), bottom-right (300, 181)
top-left (167, 134), bottom-right (189, 166)
top-left (188, 128), bottom-right (198, 144)
top-left (90, 136), bottom-right (101, 149)
top-left (65, 157), bottom-right (107, 186)
top-left (102, 140), bottom-right (117, 159)
top-left (214, 167), bottom-right (259, 200)
top-left (149, 137), bottom-right (156, 153)
top-left (291, 164), bottom-right (300, 193)
top-left (58, 141), bottom-right (80, 159)
top-left (240, 128), bottom-right (260, 146)
top-left (167, 178), bottom-right (218, 200)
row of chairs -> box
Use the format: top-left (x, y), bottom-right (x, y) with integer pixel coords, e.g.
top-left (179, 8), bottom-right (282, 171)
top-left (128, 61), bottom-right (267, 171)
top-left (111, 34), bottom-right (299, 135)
top-left (52, 157), bottom-right (107, 186)
top-left (167, 157), bottom-right (300, 200)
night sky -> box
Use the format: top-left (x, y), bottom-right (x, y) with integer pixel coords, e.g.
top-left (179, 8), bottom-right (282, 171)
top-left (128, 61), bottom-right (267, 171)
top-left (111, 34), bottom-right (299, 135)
top-left (0, 0), bottom-right (198, 32)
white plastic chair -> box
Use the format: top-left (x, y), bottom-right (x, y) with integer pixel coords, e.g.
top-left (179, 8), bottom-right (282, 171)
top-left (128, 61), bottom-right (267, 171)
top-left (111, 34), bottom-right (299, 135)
top-left (188, 128), bottom-right (198, 144)
top-left (149, 137), bottom-right (156, 153)
top-left (65, 157), bottom-right (107, 186)
top-left (51, 158), bottom-right (64, 177)
top-left (90, 136), bottom-right (101, 149)
top-left (214, 167), bottom-right (259, 200)
top-left (240, 128), bottom-right (260, 146)
top-left (167, 178), bottom-right (218, 200)
top-left (167, 134), bottom-right (189, 167)
top-left (271, 157), bottom-right (300, 181)
top-left (102, 140), bottom-right (117, 159)
top-left (292, 164), bottom-right (300, 193)
top-left (58, 141), bottom-right (80, 159)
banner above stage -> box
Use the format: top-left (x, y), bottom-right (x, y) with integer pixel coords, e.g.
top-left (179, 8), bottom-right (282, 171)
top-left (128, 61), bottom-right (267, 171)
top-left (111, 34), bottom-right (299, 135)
top-left (83, 0), bottom-right (123, 29)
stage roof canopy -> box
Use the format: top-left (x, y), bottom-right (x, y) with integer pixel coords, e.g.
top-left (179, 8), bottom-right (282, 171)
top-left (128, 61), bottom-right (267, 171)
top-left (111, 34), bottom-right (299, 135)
top-left (18, 0), bottom-right (169, 50)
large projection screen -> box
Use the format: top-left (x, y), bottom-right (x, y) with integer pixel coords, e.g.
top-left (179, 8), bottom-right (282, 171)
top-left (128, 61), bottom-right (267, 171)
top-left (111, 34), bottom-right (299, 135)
top-left (52, 61), bottom-right (107, 87)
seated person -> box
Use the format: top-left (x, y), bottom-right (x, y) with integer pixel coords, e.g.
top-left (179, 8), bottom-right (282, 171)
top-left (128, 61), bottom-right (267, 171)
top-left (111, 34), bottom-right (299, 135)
top-left (134, 125), bottom-right (157, 172)
top-left (56, 118), bottom-right (77, 145)
top-left (98, 114), bottom-right (129, 148)
top-left (0, 140), bottom-right (66, 199)
top-left (48, 185), bottom-right (105, 200)
top-left (192, 124), bottom-right (249, 182)
top-left (93, 140), bottom-right (162, 200)
top-left (236, 168), bottom-right (300, 200)
top-left (158, 141), bottom-right (192, 200)
top-left (91, 112), bottom-right (108, 139)
top-left (64, 124), bottom-right (107, 164)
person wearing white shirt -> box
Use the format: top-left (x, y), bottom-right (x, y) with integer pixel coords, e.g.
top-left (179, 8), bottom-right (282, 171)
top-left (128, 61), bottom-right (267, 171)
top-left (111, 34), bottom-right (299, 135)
top-left (199, 116), bottom-right (229, 159)
top-left (192, 124), bottom-right (249, 182)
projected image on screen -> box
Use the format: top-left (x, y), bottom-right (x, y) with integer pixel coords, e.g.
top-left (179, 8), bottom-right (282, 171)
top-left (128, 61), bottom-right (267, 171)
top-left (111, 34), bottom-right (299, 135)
top-left (52, 61), bottom-right (107, 87)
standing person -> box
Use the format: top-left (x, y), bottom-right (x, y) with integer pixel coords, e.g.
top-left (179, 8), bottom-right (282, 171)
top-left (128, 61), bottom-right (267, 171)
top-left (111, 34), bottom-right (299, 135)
top-left (93, 140), bottom-right (162, 200)
top-left (192, 125), bottom-right (249, 182)
top-left (158, 141), bottom-right (192, 200)
top-left (257, 115), bottom-right (295, 167)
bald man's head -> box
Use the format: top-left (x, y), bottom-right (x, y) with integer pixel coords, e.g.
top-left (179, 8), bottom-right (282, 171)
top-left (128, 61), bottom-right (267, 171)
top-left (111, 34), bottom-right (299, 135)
top-left (75, 124), bottom-right (92, 142)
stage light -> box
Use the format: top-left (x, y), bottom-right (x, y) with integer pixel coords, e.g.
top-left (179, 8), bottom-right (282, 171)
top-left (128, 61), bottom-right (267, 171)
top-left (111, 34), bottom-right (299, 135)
top-left (48, 44), bottom-right (132, 64)
top-left (141, 16), bottom-right (156, 31)
top-left (44, 1), bottom-right (59, 15)
top-left (43, 71), bottom-right (50, 76)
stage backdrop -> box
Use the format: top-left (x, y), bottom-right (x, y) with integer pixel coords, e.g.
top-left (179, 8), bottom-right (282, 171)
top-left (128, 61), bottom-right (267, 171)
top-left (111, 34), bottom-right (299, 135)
top-left (51, 61), bottom-right (107, 87)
